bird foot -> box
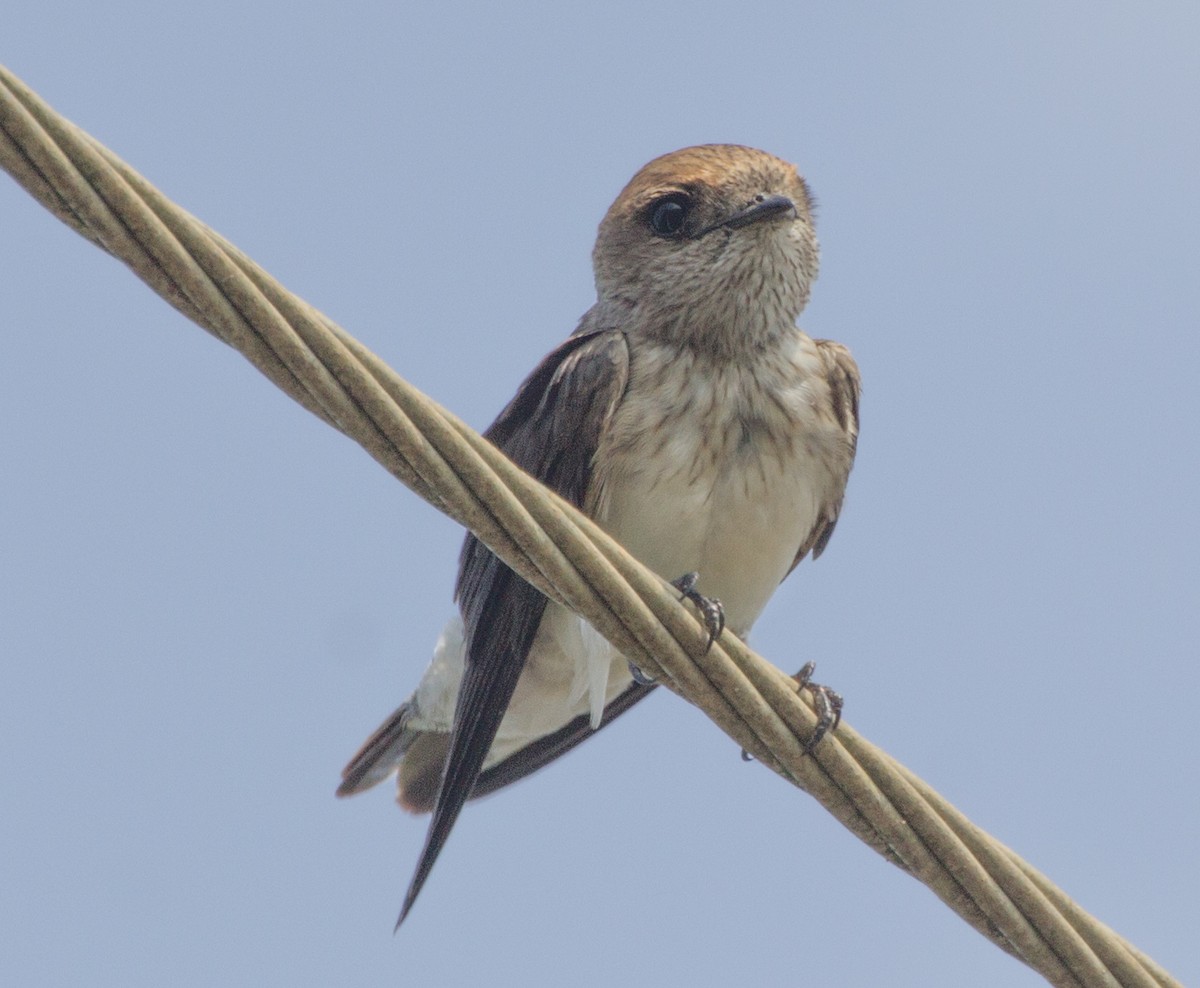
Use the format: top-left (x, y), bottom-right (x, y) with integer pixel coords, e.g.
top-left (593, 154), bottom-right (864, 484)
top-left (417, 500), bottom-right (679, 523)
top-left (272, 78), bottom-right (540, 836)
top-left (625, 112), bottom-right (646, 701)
top-left (627, 660), bottom-right (657, 686)
top-left (670, 571), bottom-right (725, 651)
top-left (792, 661), bottom-right (843, 754)
top-left (740, 661), bottom-right (843, 762)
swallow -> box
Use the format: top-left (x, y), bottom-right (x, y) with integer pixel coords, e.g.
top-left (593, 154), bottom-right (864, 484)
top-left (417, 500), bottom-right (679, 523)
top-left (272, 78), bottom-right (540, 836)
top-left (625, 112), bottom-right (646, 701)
top-left (337, 144), bottom-right (861, 926)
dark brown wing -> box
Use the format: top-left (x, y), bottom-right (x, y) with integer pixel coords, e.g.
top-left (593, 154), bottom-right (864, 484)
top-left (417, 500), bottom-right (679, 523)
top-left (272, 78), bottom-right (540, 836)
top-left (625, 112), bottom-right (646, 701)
top-left (397, 325), bottom-right (631, 926)
top-left (789, 339), bottom-right (862, 570)
top-left (473, 680), bottom-right (655, 798)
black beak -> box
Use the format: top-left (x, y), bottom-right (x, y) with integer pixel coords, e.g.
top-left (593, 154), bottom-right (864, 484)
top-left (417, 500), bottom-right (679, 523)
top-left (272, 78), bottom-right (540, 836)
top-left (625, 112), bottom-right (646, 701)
top-left (723, 194), bottom-right (797, 229)
top-left (696, 194), bottom-right (797, 237)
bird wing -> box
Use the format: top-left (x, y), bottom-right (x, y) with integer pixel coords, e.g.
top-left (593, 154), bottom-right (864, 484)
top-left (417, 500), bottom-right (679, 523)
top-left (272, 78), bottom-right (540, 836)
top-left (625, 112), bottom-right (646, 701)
top-left (397, 325), bottom-right (631, 925)
top-left (473, 679), bottom-right (655, 798)
top-left (788, 338), bottom-right (862, 570)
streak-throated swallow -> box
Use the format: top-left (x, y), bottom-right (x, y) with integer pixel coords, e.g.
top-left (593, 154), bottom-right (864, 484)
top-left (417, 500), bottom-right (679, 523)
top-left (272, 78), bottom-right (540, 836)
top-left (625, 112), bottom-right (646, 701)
top-left (337, 144), bottom-right (861, 926)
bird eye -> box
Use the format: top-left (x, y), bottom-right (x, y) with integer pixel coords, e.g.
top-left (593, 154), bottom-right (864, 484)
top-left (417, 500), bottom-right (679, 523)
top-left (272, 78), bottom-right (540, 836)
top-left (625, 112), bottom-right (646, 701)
top-left (648, 195), bottom-right (689, 238)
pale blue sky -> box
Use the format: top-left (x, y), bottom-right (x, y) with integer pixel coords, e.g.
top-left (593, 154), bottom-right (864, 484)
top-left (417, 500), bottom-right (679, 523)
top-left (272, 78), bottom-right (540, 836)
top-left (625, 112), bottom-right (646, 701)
top-left (2, 3), bottom-right (1197, 985)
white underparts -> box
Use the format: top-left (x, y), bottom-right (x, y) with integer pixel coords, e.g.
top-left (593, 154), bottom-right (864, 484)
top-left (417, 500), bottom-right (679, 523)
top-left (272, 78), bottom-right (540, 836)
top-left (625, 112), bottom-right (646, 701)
top-left (578, 619), bottom-right (615, 729)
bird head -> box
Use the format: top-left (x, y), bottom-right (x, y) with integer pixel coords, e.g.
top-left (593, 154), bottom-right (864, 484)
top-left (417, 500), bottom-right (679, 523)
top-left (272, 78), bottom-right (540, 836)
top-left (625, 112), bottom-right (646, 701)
top-left (593, 145), bottom-right (819, 351)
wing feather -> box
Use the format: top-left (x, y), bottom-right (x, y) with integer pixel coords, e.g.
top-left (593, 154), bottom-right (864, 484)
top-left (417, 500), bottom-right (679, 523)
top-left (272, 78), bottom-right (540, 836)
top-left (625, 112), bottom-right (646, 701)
top-left (788, 339), bottom-right (861, 570)
top-left (397, 326), bottom-right (630, 924)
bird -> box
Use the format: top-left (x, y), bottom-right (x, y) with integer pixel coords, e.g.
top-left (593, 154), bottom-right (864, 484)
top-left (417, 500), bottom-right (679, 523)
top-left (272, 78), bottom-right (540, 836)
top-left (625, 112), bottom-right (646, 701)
top-left (336, 144), bottom-right (861, 927)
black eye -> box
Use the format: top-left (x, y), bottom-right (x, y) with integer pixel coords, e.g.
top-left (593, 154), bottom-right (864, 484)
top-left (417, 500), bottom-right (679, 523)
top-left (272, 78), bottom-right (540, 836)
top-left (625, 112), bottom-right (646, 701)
top-left (649, 195), bottom-right (689, 237)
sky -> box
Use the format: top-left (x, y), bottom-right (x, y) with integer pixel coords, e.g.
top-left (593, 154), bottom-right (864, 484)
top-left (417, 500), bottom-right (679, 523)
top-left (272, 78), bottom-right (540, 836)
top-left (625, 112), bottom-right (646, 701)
top-left (2, 3), bottom-right (1197, 986)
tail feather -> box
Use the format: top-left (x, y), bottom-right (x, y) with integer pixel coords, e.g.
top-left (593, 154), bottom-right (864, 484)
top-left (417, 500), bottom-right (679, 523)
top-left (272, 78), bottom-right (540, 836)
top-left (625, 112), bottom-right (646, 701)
top-left (335, 703), bottom-right (416, 797)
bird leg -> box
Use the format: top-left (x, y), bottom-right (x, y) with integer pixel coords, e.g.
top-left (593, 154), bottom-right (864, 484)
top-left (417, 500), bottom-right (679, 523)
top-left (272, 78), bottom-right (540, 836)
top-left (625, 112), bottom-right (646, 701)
top-left (793, 661), bottom-right (843, 754)
top-left (670, 571), bottom-right (725, 651)
top-left (627, 572), bottom-right (725, 685)
top-left (741, 661), bottom-right (843, 761)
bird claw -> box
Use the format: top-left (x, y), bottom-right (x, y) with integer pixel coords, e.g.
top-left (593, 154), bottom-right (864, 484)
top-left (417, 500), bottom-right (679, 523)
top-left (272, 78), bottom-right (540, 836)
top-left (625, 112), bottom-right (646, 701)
top-left (670, 572), bottom-right (725, 651)
top-left (629, 572), bottom-right (723, 684)
top-left (793, 661), bottom-right (843, 754)
top-left (741, 661), bottom-right (843, 761)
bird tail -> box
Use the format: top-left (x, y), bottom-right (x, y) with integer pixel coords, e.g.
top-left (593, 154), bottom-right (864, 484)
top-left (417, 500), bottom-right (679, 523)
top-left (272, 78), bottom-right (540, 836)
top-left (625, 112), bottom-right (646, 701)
top-left (335, 702), bottom-right (418, 798)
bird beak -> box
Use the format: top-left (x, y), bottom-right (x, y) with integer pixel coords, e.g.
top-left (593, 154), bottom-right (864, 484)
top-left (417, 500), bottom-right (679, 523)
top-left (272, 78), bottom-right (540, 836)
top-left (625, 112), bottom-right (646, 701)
top-left (722, 194), bottom-right (797, 230)
top-left (695, 194), bottom-right (798, 238)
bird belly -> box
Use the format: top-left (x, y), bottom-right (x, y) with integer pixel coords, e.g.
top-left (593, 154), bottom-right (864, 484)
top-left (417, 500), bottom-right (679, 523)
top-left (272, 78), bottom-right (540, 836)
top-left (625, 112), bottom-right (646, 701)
top-left (594, 421), bottom-right (824, 636)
